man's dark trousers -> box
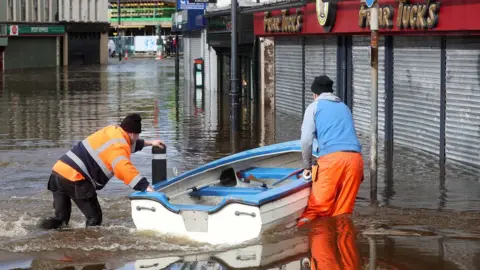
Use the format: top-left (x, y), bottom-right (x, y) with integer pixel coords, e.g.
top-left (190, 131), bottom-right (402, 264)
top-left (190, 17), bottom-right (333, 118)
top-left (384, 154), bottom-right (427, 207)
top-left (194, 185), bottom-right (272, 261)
top-left (46, 173), bottom-right (102, 228)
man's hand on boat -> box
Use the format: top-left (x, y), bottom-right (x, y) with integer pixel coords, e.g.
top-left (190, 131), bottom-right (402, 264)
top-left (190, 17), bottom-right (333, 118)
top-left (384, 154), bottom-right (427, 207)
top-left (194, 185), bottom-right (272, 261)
top-left (145, 139), bottom-right (165, 148)
top-left (303, 169), bottom-right (312, 180)
top-left (145, 185), bottom-right (155, 192)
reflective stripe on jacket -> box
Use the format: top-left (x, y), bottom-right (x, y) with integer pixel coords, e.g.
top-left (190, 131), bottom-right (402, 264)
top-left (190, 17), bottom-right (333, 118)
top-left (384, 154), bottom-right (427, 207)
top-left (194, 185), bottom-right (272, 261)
top-left (52, 125), bottom-right (147, 190)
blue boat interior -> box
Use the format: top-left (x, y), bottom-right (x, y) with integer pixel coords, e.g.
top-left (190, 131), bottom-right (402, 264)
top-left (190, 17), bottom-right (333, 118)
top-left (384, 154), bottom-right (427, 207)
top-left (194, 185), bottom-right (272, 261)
top-left (130, 141), bottom-right (319, 214)
top-left (131, 165), bottom-right (311, 214)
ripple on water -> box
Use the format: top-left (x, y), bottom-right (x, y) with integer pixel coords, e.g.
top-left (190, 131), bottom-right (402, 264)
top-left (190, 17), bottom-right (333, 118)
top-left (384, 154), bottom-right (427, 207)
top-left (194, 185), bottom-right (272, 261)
top-left (1, 59), bottom-right (480, 269)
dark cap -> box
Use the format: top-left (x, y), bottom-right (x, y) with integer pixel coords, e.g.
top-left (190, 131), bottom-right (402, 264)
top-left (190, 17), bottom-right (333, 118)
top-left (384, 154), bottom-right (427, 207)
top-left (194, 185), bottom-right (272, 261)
top-left (311, 75), bottom-right (334, 95)
top-left (120, 113), bottom-right (142, 134)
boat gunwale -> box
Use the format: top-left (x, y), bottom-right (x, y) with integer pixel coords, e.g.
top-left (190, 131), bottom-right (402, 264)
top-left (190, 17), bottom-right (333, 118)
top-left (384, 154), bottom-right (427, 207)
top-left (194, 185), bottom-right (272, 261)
top-left (130, 140), bottom-right (319, 195)
top-left (130, 179), bottom-right (312, 215)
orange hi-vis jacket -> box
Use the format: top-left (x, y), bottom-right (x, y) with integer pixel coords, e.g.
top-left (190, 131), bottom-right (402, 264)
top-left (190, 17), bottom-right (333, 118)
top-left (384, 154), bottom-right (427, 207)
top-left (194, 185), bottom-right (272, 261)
top-left (52, 125), bottom-right (149, 191)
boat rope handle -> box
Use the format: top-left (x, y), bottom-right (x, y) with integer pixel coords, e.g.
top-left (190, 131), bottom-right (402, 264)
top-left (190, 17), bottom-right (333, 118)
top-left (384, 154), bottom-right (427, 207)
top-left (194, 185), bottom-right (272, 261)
top-left (235, 211), bottom-right (256, 217)
top-left (136, 206), bottom-right (156, 212)
top-left (140, 263), bottom-right (159, 268)
top-left (236, 254), bottom-right (257, 261)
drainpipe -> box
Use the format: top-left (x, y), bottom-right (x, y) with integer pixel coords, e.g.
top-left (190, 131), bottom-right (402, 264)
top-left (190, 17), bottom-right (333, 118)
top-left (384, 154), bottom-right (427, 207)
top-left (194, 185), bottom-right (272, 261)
top-left (369, 2), bottom-right (379, 204)
top-left (231, 0), bottom-right (240, 133)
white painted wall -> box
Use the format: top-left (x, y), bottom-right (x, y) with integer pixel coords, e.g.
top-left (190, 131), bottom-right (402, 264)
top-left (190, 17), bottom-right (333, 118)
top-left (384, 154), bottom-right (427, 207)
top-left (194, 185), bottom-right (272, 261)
top-left (58, 0), bottom-right (108, 22)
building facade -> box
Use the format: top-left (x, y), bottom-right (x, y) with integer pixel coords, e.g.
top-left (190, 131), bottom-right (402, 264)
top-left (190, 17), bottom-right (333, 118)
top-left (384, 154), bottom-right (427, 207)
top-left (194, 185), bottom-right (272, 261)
top-left (58, 0), bottom-right (110, 65)
top-left (252, 0), bottom-right (480, 172)
top-left (107, 0), bottom-right (175, 57)
top-left (205, 5), bottom-right (256, 96)
top-left (171, 0), bottom-right (209, 87)
top-left (0, 0), bottom-right (63, 70)
top-left (108, 0), bottom-right (175, 36)
top-left (0, 0), bottom-right (109, 70)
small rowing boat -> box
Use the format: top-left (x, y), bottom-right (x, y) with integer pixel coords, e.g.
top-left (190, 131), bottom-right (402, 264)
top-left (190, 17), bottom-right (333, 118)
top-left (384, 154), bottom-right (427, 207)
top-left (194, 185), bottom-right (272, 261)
top-left (129, 140), bottom-right (319, 245)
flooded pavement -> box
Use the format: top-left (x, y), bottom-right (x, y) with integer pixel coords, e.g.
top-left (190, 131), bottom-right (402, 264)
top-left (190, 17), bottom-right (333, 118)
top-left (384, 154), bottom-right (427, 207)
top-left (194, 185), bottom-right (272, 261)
top-left (0, 58), bottom-right (479, 269)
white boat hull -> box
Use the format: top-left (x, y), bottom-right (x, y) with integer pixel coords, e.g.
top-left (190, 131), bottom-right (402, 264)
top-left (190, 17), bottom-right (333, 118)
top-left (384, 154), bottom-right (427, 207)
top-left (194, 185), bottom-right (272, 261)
top-left (131, 187), bottom-right (311, 245)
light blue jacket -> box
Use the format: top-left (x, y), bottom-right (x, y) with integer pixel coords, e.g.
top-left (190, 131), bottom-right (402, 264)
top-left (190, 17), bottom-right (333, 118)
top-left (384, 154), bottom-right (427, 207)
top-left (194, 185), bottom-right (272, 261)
top-left (300, 93), bottom-right (362, 169)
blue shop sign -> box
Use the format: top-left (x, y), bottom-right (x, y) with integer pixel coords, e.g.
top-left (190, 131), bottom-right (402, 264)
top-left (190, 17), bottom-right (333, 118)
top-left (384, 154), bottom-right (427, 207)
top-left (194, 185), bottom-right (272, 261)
top-left (180, 9), bottom-right (206, 32)
top-left (195, 14), bottom-right (206, 27)
top-left (177, 0), bottom-right (206, 11)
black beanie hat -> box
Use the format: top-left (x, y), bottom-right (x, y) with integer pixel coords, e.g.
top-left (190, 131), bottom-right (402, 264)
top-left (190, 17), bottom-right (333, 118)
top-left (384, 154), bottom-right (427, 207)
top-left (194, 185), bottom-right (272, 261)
top-left (311, 75), bottom-right (334, 95)
top-left (120, 113), bottom-right (142, 133)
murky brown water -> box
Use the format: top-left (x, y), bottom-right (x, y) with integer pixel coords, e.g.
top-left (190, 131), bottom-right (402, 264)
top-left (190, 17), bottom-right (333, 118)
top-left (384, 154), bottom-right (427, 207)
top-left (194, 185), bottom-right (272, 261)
top-left (0, 58), bottom-right (479, 269)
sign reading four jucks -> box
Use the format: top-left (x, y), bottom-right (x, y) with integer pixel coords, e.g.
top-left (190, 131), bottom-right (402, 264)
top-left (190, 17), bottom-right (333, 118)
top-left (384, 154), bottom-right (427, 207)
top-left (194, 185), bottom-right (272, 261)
top-left (264, 0), bottom-right (337, 33)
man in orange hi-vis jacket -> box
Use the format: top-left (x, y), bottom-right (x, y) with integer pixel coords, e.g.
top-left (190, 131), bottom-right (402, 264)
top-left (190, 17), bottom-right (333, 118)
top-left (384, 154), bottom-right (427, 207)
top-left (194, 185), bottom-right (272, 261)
top-left (39, 113), bottom-right (164, 229)
top-left (297, 75), bottom-right (364, 227)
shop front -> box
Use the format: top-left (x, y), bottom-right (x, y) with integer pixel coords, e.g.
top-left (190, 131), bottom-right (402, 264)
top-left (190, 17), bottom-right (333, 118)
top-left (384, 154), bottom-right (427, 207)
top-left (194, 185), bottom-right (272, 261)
top-left (179, 8), bottom-right (206, 85)
top-left (3, 24), bottom-right (65, 69)
top-left (253, 0), bottom-right (480, 169)
top-left (205, 10), bottom-right (256, 100)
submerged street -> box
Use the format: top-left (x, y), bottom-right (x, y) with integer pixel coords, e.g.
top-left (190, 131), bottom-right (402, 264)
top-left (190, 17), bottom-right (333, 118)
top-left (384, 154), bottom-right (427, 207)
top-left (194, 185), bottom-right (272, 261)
top-left (0, 58), bottom-right (479, 269)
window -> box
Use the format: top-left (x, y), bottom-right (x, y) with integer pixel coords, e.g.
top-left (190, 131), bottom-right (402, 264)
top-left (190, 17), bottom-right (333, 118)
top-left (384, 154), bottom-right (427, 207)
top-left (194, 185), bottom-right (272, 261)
top-left (33, 0), bottom-right (38, 21)
top-left (45, 0), bottom-right (50, 21)
top-left (79, 0), bottom-right (82, 20)
top-left (21, 0), bottom-right (26, 21)
top-left (7, 0), bottom-right (13, 21)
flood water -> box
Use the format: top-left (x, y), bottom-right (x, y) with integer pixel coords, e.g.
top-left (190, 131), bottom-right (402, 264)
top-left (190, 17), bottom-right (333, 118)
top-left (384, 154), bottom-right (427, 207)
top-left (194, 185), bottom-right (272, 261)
top-left (0, 58), bottom-right (479, 269)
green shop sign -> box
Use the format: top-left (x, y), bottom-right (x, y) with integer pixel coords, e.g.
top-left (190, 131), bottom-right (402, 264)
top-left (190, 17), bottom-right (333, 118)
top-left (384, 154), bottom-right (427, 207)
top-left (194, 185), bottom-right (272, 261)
top-left (7, 25), bottom-right (65, 36)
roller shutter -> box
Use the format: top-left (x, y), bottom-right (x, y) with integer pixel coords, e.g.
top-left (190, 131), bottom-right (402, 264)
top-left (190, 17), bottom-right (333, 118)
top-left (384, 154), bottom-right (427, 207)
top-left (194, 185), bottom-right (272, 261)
top-left (304, 36), bottom-right (337, 109)
top-left (393, 36), bottom-right (441, 155)
top-left (445, 36), bottom-right (480, 168)
top-left (274, 36), bottom-right (303, 117)
top-left (4, 37), bottom-right (56, 69)
top-left (203, 32), bottom-right (210, 91)
top-left (183, 34), bottom-right (190, 83)
top-left (351, 35), bottom-right (385, 138)
top-left (186, 31), bottom-right (202, 82)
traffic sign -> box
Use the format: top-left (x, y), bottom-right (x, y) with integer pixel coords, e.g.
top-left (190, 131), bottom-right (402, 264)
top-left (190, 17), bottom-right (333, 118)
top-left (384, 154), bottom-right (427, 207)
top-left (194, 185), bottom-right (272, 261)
top-left (9, 25), bottom-right (18, 36)
top-left (365, 0), bottom-right (376, 8)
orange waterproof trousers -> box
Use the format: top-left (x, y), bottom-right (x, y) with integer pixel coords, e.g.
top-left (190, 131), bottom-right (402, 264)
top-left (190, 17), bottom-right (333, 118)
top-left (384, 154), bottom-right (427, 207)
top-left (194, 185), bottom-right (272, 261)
top-left (299, 151), bottom-right (364, 223)
top-left (309, 215), bottom-right (361, 270)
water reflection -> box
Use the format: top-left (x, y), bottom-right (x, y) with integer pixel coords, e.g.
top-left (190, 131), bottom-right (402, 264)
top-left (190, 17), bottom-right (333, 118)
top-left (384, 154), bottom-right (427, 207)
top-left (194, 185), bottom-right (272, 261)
top-left (6, 217), bottom-right (475, 269)
top-left (305, 216), bottom-right (361, 270)
top-left (0, 59), bottom-right (479, 269)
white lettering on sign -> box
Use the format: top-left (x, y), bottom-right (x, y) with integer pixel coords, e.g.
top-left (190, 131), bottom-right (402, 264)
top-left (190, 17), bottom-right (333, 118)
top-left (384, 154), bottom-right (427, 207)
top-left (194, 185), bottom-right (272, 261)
top-left (30, 27), bottom-right (49, 33)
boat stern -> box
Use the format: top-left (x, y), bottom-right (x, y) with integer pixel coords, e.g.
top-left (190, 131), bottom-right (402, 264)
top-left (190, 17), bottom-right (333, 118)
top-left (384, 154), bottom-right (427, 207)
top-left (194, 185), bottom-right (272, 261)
top-left (130, 192), bottom-right (263, 245)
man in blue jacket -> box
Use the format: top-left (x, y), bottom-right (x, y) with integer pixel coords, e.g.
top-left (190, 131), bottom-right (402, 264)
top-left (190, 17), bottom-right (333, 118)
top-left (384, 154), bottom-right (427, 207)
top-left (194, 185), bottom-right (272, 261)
top-left (297, 75), bottom-right (364, 227)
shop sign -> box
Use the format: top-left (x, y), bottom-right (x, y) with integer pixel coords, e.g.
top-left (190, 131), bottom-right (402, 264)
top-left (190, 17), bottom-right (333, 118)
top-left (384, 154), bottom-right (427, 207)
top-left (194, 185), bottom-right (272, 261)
top-left (316, 0), bottom-right (337, 32)
top-left (264, 9), bottom-right (303, 33)
top-left (188, 0), bottom-right (216, 3)
top-left (207, 15), bottom-right (232, 32)
top-left (177, 0), bottom-right (206, 10)
top-left (359, 0), bottom-right (439, 30)
top-left (7, 25), bottom-right (65, 35)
